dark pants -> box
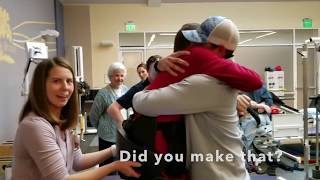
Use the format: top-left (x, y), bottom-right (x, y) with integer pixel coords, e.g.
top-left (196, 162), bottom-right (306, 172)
top-left (98, 137), bottom-right (115, 169)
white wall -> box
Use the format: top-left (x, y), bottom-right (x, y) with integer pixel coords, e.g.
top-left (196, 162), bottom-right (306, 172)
top-left (83, 1), bottom-right (320, 88)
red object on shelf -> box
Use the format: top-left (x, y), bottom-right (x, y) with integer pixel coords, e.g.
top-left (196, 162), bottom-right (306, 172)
top-left (271, 106), bottom-right (281, 114)
top-left (275, 65), bottom-right (283, 71)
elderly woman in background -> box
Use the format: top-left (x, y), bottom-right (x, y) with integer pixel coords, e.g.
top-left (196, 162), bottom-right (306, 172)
top-left (12, 57), bottom-right (140, 180)
top-left (90, 62), bottom-right (129, 167)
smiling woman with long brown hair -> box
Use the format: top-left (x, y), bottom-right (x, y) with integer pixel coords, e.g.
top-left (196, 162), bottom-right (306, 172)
top-left (12, 57), bottom-right (140, 180)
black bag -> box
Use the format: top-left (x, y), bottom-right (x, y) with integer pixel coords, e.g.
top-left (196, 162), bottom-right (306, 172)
top-left (117, 114), bottom-right (187, 179)
top-left (123, 115), bottom-right (158, 151)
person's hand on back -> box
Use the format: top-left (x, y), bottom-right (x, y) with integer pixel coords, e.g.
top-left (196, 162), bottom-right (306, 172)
top-left (157, 51), bottom-right (190, 76)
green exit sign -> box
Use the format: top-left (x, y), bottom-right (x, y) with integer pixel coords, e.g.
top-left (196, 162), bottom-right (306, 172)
top-left (125, 22), bottom-right (136, 32)
top-left (303, 18), bottom-right (312, 28)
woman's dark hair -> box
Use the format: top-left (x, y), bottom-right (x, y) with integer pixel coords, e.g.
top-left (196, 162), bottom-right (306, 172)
top-left (136, 63), bottom-right (147, 71)
top-left (146, 55), bottom-right (162, 71)
top-left (19, 57), bottom-right (79, 130)
top-left (173, 23), bottom-right (200, 52)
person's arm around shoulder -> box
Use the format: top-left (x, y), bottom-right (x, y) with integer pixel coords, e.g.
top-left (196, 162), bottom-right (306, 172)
top-left (107, 101), bottom-right (125, 127)
top-left (107, 50), bottom-right (191, 123)
top-left (186, 47), bottom-right (263, 92)
top-left (133, 74), bottom-right (222, 116)
top-left (149, 51), bottom-right (190, 81)
top-left (107, 80), bottom-right (147, 126)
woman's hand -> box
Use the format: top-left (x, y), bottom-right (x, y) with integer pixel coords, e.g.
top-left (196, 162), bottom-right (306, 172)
top-left (113, 160), bottom-right (141, 178)
top-left (157, 51), bottom-right (190, 76)
top-left (250, 101), bottom-right (271, 114)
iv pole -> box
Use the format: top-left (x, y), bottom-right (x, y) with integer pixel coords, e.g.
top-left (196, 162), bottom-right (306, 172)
top-left (301, 42), bottom-right (310, 179)
top-left (301, 37), bottom-right (320, 180)
top-left (311, 38), bottom-right (320, 180)
top-left (73, 46), bottom-right (86, 141)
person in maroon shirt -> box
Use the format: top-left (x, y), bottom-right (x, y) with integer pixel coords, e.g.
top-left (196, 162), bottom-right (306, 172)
top-left (148, 16), bottom-right (262, 151)
top-left (146, 16), bottom-right (262, 180)
top-left (120, 17), bottom-right (262, 180)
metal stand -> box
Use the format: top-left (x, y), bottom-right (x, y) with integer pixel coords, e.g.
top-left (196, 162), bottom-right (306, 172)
top-left (301, 43), bottom-right (311, 179)
top-left (311, 95), bottom-right (320, 179)
top-left (317, 106), bottom-right (319, 166)
top-left (314, 107), bottom-right (320, 179)
top-left (301, 37), bottom-right (320, 179)
top-left (73, 46), bottom-right (86, 142)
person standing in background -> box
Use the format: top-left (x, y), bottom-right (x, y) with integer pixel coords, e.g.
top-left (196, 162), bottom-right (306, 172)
top-left (107, 23), bottom-right (200, 127)
top-left (90, 62), bottom-right (129, 167)
top-left (107, 54), bottom-right (179, 127)
top-left (136, 55), bottom-right (162, 82)
top-left (240, 84), bottom-right (273, 150)
top-left (136, 63), bottom-right (148, 81)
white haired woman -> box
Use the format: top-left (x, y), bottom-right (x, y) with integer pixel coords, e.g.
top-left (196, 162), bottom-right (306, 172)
top-left (90, 62), bottom-right (129, 167)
